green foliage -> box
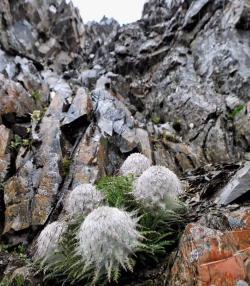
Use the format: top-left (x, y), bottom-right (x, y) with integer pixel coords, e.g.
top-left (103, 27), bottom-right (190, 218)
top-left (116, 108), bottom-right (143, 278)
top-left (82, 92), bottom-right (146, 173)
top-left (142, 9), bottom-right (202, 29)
top-left (151, 115), bottom-right (161, 125)
top-left (62, 158), bottom-right (72, 177)
top-left (0, 274), bottom-right (27, 286)
top-left (227, 104), bottom-right (245, 119)
top-left (13, 275), bottom-right (26, 286)
top-left (31, 110), bottom-right (42, 122)
top-left (31, 90), bottom-right (42, 103)
top-left (96, 175), bottom-right (135, 208)
top-left (10, 135), bottom-right (23, 151)
top-left (10, 135), bottom-right (34, 151)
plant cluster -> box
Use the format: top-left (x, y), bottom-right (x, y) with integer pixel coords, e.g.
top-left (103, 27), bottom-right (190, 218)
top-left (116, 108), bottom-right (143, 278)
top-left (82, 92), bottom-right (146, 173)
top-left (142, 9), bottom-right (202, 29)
top-left (35, 154), bottom-right (186, 286)
top-left (10, 135), bottom-right (34, 151)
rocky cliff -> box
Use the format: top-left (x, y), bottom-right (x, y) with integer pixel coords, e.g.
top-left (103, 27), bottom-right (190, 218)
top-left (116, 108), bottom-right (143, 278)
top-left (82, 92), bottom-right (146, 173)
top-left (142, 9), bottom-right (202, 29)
top-left (1, 0), bottom-right (250, 285)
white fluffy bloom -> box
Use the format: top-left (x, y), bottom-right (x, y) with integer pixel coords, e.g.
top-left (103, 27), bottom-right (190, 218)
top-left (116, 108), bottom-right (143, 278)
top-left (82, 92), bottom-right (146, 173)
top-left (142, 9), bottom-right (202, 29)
top-left (77, 206), bottom-right (141, 280)
top-left (34, 221), bottom-right (67, 261)
top-left (64, 184), bottom-right (104, 216)
top-left (133, 166), bottom-right (182, 211)
top-left (119, 153), bottom-right (151, 176)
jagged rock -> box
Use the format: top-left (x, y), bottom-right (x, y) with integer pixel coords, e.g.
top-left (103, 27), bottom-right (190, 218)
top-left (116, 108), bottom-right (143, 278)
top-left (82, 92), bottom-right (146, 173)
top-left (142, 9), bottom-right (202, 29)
top-left (215, 161), bottom-right (250, 205)
top-left (0, 0), bottom-right (85, 71)
top-left (61, 87), bottom-right (92, 137)
top-left (183, 0), bottom-right (211, 29)
top-left (154, 141), bottom-right (201, 174)
top-left (69, 124), bottom-right (108, 188)
top-left (31, 89), bottom-right (68, 226)
top-left (0, 74), bottom-right (36, 119)
top-left (92, 77), bottom-right (137, 153)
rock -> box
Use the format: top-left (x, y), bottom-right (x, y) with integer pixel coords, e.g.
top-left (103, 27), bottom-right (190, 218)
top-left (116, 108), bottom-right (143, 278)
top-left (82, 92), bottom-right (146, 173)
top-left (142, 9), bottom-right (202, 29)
top-left (183, 0), bottom-right (211, 29)
top-left (226, 95), bottom-right (242, 110)
top-left (135, 128), bottom-right (152, 162)
top-left (170, 213), bottom-right (250, 285)
top-left (0, 125), bottom-right (11, 182)
top-left (92, 77), bottom-right (137, 153)
top-left (0, 0), bottom-right (85, 71)
top-left (61, 87), bottom-right (92, 142)
top-left (215, 161), bottom-right (250, 205)
top-left (0, 74), bottom-right (36, 119)
top-left (0, 125), bottom-right (11, 156)
top-left (69, 124), bottom-right (108, 188)
top-left (2, 0), bottom-right (250, 284)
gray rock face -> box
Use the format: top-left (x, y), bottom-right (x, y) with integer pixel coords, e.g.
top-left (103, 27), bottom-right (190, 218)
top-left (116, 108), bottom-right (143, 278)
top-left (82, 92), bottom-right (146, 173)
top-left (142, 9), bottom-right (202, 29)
top-left (215, 161), bottom-right (250, 205)
top-left (0, 0), bottom-right (85, 72)
top-left (84, 0), bottom-right (250, 173)
top-left (92, 77), bottom-right (137, 153)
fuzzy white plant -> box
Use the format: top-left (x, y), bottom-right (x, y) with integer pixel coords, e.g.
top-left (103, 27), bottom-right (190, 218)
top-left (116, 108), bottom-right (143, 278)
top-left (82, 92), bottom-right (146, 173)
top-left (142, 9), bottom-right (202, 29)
top-left (77, 206), bottom-right (142, 282)
top-left (119, 153), bottom-right (151, 177)
top-left (64, 184), bottom-right (104, 216)
top-left (34, 221), bottom-right (67, 261)
top-left (133, 166), bottom-right (183, 211)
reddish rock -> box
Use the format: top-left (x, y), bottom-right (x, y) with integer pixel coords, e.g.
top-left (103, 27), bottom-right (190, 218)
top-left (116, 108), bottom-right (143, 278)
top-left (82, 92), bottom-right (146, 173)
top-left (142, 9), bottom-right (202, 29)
top-left (170, 211), bottom-right (250, 286)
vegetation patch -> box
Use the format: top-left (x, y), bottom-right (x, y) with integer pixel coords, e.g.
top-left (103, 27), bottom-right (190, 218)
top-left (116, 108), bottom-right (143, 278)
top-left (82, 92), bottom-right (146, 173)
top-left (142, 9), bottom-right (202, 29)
top-left (227, 104), bottom-right (245, 119)
top-left (35, 173), bottom-right (187, 285)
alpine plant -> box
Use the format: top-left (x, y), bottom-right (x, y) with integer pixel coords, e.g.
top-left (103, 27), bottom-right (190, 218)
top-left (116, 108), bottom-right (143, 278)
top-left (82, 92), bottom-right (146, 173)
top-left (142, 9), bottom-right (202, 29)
top-left (34, 221), bottom-right (67, 262)
top-left (77, 206), bottom-right (143, 283)
top-left (64, 183), bottom-right (104, 216)
top-left (133, 165), bottom-right (183, 211)
top-left (119, 153), bottom-right (151, 177)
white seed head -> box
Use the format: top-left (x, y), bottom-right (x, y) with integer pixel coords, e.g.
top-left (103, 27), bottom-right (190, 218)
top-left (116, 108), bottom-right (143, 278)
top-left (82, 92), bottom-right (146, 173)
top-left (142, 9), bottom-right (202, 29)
top-left (77, 206), bottom-right (141, 276)
top-left (133, 166), bottom-right (182, 211)
top-left (34, 221), bottom-right (67, 261)
top-left (119, 153), bottom-right (151, 177)
top-left (64, 184), bottom-right (104, 216)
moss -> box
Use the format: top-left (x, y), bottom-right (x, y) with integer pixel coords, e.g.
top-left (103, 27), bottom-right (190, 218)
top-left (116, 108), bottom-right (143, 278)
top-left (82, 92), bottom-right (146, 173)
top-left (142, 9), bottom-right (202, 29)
top-left (151, 115), bottom-right (161, 125)
top-left (10, 135), bottom-right (34, 151)
top-left (31, 91), bottom-right (42, 103)
top-left (62, 158), bottom-right (72, 177)
top-left (10, 135), bottom-right (22, 151)
top-left (227, 104), bottom-right (245, 119)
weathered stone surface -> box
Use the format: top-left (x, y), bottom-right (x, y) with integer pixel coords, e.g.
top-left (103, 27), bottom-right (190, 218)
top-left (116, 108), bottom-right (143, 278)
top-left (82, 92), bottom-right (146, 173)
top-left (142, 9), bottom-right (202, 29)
top-left (69, 124), bottom-right (107, 188)
top-left (135, 128), bottom-right (152, 162)
top-left (3, 76), bottom-right (72, 232)
top-left (61, 87), bottom-right (92, 130)
top-left (0, 125), bottom-right (11, 157)
top-left (215, 162), bottom-right (250, 205)
top-left (170, 209), bottom-right (250, 286)
top-left (0, 0), bottom-right (85, 71)
top-left (92, 77), bottom-right (137, 153)
top-left (0, 74), bottom-right (36, 117)
top-left (0, 125), bottom-right (11, 181)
